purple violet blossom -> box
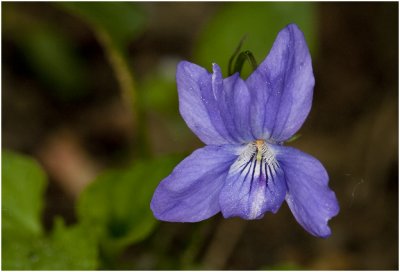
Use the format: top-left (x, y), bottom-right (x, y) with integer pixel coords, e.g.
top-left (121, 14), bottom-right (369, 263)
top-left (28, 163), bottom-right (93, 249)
top-left (150, 24), bottom-right (339, 238)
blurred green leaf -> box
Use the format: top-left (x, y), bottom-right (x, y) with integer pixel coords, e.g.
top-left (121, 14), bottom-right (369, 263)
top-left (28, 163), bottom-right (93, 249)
top-left (2, 233), bottom-right (41, 270)
top-left (35, 218), bottom-right (98, 270)
top-left (140, 70), bottom-right (178, 114)
top-left (194, 2), bottom-right (317, 78)
top-left (2, 150), bottom-right (98, 270)
top-left (59, 2), bottom-right (146, 50)
top-left (3, 218), bottom-right (98, 270)
top-left (21, 27), bottom-right (89, 100)
top-left (77, 155), bottom-right (182, 259)
top-left (2, 150), bottom-right (46, 236)
top-left (260, 262), bottom-right (304, 270)
top-left (3, 4), bottom-right (89, 101)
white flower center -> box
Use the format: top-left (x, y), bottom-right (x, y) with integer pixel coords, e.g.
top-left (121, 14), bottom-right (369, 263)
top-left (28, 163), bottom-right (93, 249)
top-left (228, 140), bottom-right (280, 218)
top-left (230, 139), bottom-right (279, 177)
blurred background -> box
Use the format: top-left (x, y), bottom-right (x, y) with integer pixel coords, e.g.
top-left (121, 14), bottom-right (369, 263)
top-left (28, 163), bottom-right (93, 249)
top-left (2, 2), bottom-right (398, 270)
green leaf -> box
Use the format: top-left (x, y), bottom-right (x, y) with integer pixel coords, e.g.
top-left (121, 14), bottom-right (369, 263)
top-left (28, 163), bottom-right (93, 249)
top-left (2, 150), bottom-right (46, 236)
top-left (36, 218), bottom-right (98, 270)
top-left (3, 4), bottom-right (89, 101)
top-left (3, 218), bottom-right (98, 270)
top-left (77, 155), bottom-right (182, 257)
top-left (2, 151), bottom-right (46, 269)
top-left (140, 71), bottom-right (178, 115)
top-left (20, 27), bottom-right (89, 100)
top-left (261, 262), bottom-right (304, 270)
top-left (194, 2), bottom-right (317, 78)
top-left (2, 151), bottom-right (98, 270)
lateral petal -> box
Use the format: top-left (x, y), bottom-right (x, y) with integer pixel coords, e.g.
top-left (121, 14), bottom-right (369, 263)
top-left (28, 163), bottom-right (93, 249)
top-left (275, 145), bottom-right (339, 238)
top-left (150, 145), bottom-right (237, 222)
top-left (177, 61), bottom-right (234, 145)
top-left (246, 24), bottom-right (315, 142)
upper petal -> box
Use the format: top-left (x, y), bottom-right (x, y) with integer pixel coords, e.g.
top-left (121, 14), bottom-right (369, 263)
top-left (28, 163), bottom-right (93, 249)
top-left (246, 24), bottom-right (315, 142)
top-left (177, 61), bottom-right (234, 145)
top-left (274, 145), bottom-right (339, 238)
top-left (219, 143), bottom-right (287, 219)
top-left (150, 145), bottom-right (237, 222)
top-left (214, 64), bottom-right (254, 143)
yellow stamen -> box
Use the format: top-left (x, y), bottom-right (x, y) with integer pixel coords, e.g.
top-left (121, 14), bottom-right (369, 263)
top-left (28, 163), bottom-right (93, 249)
top-left (255, 139), bottom-right (265, 161)
top-left (255, 139), bottom-right (265, 148)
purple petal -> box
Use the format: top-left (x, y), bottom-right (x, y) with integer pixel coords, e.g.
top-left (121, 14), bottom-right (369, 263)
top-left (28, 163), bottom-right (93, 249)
top-left (214, 64), bottom-right (254, 143)
top-left (219, 145), bottom-right (287, 219)
top-left (246, 24), bottom-right (315, 142)
top-left (177, 61), bottom-right (255, 145)
top-left (177, 61), bottom-right (234, 145)
top-left (150, 145), bottom-right (237, 222)
top-left (274, 145), bottom-right (339, 238)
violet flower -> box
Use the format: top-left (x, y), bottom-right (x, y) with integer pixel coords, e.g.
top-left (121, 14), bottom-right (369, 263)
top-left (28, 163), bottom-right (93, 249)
top-left (150, 24), bottom-right (339, 238)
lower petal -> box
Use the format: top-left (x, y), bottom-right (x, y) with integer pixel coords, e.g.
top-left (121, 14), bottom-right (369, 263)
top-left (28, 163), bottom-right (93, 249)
top-left (219, 148), bottom-right (287, 220)
top-left (150, 145), bottom-right (237, 222)
top-left (275, 146), bottom-right (339, 238)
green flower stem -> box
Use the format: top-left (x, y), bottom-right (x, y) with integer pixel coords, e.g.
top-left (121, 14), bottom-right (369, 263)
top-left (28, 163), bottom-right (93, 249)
top-left (57, 3), bottom-right (150, 159)
top-left (87, 24), bottom-right (149, 159)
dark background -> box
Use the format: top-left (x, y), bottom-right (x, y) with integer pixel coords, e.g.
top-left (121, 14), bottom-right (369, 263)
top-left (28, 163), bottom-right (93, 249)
top-left (2, 2), bottom-right (398, 269)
